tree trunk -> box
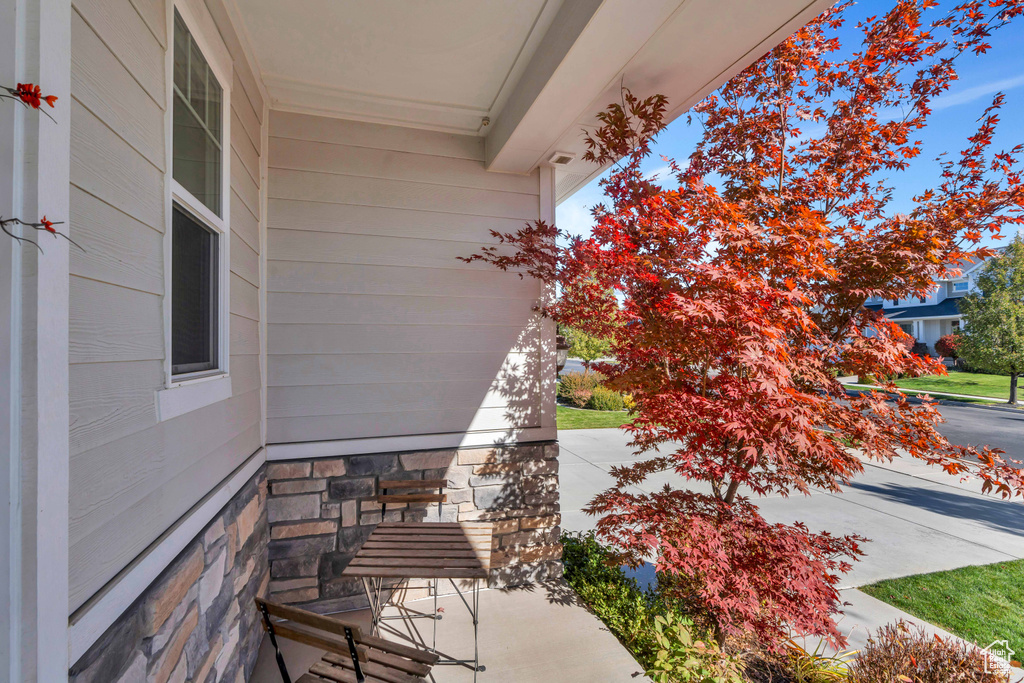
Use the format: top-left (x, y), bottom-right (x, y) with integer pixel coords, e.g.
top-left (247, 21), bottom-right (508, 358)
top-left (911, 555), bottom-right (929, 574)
top-left (1010, 371), bottom-right (1018, 405)
top-left (713, 621), bottom-right (727, 649)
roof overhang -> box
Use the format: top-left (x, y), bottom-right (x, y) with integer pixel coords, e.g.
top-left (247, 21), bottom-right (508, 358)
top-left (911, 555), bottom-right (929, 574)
top-left (230, 0), bottom-right (836, 201)
top-left (484, 0), bottom-right (838, 202)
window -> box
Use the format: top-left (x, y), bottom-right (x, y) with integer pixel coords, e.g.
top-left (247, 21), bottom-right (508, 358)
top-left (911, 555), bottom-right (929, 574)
top-left (899, 323), bottom-right (915, 338)
top-left (173, 10), bottom-right (222, 215)
top-left (172, 205), bottom-right (218, 374)
top-left (918, 296), bottom-right (926, 304)
top-left (951, 320), bottom-right (960, 331)
top-left (953, 281), bottom-right (969, 292)
top-left (166, 6), bottom-right (230, 385)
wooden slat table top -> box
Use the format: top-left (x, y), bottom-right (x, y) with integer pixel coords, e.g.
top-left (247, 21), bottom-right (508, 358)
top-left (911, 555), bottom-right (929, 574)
top-left (343, 522), bottom-right (493, 580)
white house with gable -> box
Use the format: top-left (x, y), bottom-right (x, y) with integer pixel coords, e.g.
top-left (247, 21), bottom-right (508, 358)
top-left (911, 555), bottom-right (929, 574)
top-left (865, 250), bottom-right (1003, 354)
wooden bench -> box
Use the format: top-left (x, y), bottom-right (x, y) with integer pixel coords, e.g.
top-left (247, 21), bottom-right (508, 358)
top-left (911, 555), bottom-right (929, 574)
top-left (255, 597), bottom-right (439, 683)
top-left (377, 479), bottom-right (447, 521)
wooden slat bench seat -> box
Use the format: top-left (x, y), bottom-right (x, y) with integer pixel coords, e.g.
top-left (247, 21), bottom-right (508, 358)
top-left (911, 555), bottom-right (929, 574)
top-left (340, 522), bottom-right (494, 678)
top-left (342, 522), bottom-right (492, 579)
top-left (255, 597), bottom-right (438, 683)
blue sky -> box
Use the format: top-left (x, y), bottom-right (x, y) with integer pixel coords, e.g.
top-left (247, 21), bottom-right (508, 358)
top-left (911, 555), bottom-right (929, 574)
top-left (556, 1), bottom-right (1024, 249)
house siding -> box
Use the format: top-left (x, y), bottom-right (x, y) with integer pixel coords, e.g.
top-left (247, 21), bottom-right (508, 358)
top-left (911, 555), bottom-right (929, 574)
top-left (265, 112), bottom-right (544, 446)
top-left (68, 0), bottom-right (266, 613)
top-left (69, 469), bottom-right (269, 683)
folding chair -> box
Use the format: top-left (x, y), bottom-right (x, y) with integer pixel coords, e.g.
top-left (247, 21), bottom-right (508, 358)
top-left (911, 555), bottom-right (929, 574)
top-left (255, 597), bottom-right (439, 683)
top-left (376, 479), bottom-right (447, 521)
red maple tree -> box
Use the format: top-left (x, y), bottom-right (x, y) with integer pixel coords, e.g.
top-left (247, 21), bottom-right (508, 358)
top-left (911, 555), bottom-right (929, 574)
top-left (466, 0), bottom-right (1024, 649)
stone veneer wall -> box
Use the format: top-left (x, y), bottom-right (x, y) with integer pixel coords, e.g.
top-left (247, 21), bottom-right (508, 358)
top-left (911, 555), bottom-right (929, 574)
top-left (70, 470), bottom-right (270, 683)
top-left (265, 442), bottom-right (562, 611)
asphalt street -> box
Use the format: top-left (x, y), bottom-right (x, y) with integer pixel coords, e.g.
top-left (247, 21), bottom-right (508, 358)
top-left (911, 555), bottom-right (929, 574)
top-left (561, 357), bottom-right (1023, 461)
top-left (934, 402), bottom-right (1024, 463)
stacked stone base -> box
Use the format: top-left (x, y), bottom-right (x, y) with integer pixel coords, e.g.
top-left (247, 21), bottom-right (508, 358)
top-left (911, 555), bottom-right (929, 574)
top-left (266, 442), bottom-right (562, 611)
top-left (67, 441), bottom-right (562, 682)
top-left (69, 470), bottom-right (269, 683)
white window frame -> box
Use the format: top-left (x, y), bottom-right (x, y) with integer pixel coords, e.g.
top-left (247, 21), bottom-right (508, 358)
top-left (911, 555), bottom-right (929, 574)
top-left (157, 0), bottom-right (233, 421)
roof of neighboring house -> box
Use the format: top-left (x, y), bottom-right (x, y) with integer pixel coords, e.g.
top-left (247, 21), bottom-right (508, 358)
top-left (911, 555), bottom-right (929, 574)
top-left (938, 247), bottom-right (1006, 280)
top-left (865, 297), bottom-right (961, 319)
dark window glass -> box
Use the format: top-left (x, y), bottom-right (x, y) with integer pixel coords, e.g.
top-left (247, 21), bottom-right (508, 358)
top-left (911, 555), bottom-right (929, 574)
top-left (172, 205), bottom-right (218, 375)
top-left (173, 10), bottom-right (222, 215)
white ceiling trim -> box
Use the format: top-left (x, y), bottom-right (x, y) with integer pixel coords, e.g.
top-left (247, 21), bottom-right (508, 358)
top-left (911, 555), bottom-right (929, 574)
top-left (263, 75), bottom-right (491, 135)
top-left (482, 0), bottom-right (561, 127)
top-left (217, 0), bottom-right (270, 102)
top-left (264, 74), bottom-right (491, 114)
top-left (236, 0), bottom-right (562, 138)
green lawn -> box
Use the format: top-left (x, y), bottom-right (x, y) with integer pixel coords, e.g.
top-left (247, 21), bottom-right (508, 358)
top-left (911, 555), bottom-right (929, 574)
top-left (845, 384), bottom-right (1005, 406)
top-left (893, 371), bottom-right (1013, 401)
top-left (556, 405), bottom-right (633, 430)
top-left (861, 560), bottom-right (1024, 654)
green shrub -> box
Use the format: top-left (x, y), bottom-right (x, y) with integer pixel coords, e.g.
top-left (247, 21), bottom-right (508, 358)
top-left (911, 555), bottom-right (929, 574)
top-left (849, 621), bottom-right (1005, 683)
top-left (587, 386), bottom-right (625, 411)
top-left (562, 532), bottom-right (743, 681)
top-left (647, 612), bottom-right (745, 683)
top-left (557, 371), bottom-right (604, 408)
top-left (562, 531), bottom-right (660, 661)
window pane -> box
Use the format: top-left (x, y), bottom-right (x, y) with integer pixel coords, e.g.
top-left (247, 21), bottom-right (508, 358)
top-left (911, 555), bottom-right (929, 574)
top-left (172, 205), bottom-right (218, 375)
top-left (172, 10), bottom-right (222, 216)
top-left (173, 13), bottom-right (188, 93)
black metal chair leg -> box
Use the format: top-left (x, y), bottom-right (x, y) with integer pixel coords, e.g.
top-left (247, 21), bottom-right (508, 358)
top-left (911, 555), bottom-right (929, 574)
top-left (259, 602), bottom-right (292, 683)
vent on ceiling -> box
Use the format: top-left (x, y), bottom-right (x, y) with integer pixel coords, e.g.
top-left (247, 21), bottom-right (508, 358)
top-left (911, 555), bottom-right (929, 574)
top-left (548, 151), bottom-right (576, 166)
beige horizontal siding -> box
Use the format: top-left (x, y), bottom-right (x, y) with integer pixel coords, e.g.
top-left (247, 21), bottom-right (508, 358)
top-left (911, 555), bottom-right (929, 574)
top-left (268, 405), bottom-right (540, 444)
top-left (268, 261), bottom-right (533, 298)
top-left (266, 113), bottom-right (543, 445)
top-left (67, 0), bottom-right (265, 612)
top-left (268, 351), bottom-right (539, 387)
top-left (267, 198), bottom-right (530, 243)
top-left (267, 323), bottom-right (538, 356)
top-left (269, 110), bottom-right (483, 160)
top-left (268, 380), bottom-right (540, 418)
top-left (269, 168), bottom-right (538, 220)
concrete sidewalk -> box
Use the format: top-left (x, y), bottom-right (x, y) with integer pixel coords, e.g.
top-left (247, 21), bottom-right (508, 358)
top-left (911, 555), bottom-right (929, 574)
top-left (559, 428), bottom-right (1024, 663)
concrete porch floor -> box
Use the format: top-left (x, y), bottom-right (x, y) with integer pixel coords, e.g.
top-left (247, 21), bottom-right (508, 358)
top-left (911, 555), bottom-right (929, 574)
top-left (250, 580), bottom-right (649, 682)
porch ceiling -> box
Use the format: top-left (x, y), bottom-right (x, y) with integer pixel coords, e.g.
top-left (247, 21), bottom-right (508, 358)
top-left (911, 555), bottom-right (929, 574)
top-left (231, 0), bottom-right (836, 200)
top-left (232, 0), bottom-right (562, 135)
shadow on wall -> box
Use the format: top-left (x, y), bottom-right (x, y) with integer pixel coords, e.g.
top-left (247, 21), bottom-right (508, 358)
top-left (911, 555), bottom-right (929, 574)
top-left (265, 315), bottom-right (563, 611)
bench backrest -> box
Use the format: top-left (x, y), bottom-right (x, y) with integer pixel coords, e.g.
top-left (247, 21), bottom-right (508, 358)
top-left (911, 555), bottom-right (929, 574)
top-left (376, 479), bottom-right (447, 519)
top-left (255, 597), bottom-right (367, 682)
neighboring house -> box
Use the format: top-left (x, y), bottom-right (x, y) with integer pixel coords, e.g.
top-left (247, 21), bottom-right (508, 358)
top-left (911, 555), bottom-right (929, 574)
top-left (0, 1), bottom-right (833, 680)
top-left (864, 251), bottom-right (1002, 354)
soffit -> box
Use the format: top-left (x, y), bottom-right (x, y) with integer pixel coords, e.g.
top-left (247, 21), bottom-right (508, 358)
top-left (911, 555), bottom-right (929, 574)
top-left (231, 0), bottom-right (562, 135)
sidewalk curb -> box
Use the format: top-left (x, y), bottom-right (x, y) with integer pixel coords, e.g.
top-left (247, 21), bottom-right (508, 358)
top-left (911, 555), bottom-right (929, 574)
top-left (844, 388), bottom-right (1024, 415)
